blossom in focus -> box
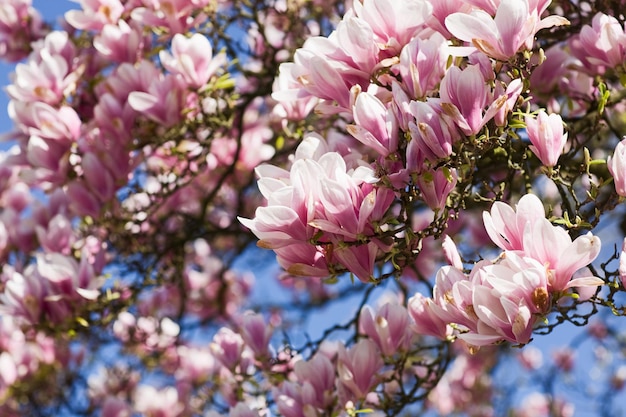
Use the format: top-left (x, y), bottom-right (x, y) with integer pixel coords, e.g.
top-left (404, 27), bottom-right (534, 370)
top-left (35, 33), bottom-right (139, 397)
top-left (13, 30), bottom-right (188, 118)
top-left (445, 0), bottom-right (568, 61)
top-left (525, 110), bottom-right (568, 167)
top-left (240, 137), bottom-right (394, 282)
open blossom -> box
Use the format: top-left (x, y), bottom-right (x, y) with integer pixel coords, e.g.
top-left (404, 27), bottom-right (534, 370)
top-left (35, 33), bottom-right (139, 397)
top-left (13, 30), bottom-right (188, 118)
top-left (240, 136), bottom-right (394, 282)
top-left (359, 303), bottom-right (410, 356)
top-left (273, 353), bottom-right (336, 417)
top-left (94, 20), bottom-right (146, 63)
top-left (0, 0), bottom-right (46, 62)
top-left (130, 0), bottom-right (211, 35)
top-left (577, 12), bottom-right (626, 69)
top-left (64, 0), bottom-right (125, 31)
top-left (6, 31), bottom-right (79, 105)
top-left (273, 0), bottom-right (431, 113)
top-left (336, 339), bottom-right (383, 400)
top-left (445, 0), bottom-right (569, 61)
top-left (483, 194), bottom-right (601, 292)
top-left (352, 0), bottom-right (431, 54)
top-left (411, 194), bottom-right (602, 348)
top-left (0, 250), bottom-right (102, 324)
top-left (128, 73), bottom-right (187, 127)
top-left (159, 33), bottom-right (227, 89)
top-left (607, 137), bottom-right (626, 197)
top-left (525, 110), bottom-right (568, 167)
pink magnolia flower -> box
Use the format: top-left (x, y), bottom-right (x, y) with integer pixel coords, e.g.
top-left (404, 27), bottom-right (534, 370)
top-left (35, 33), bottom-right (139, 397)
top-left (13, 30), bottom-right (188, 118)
top-left (133, 385), bottom-right (184, 417)
top-left (239, 312), bottom-right (272, 359)
top-left (406, 99), bottom-right (460, 168)
top-left (359, 303), bottom-right (410, 356)
top-left (174, 344), bottom-right (219, 383)
top-left (93, 20), bottom-right (146, 63)
top-left (0, 0), bottom-right (46, 62)
top-left (352, 0), bottom-right (431, 54)
top-left (10, 101), bottom-right (81, 146)
top-left (6, 31), bottom-right (79, 105)
top-left (408, 292), bottom-right (451, 340)
top-left (483, 193), bottom-right (602, 293)
top-left (64, 0), bottom-right (125, 31)
top-left (607, 137), bottom-right (626, 197)
top-left (577, 12), bottom-right (626, 69)
top-left (397, 32), bottom-right (449, 100)
top-left (159, 33), bottom-right (227, 89)
top-left (0, 266), bottom-right (45, 324)
top-left (439, 64), bottom-right (522, 136)
top-left (525, 110), bottom-right (568, 167)
top-left (347, 90), bottom-right (398, 156)
top-left (100, 397), bottom-right (132, 417)
top-left (523, 218), bottom-right (602, 292)
top-left (518, 345), bottom-right (543, 370)
top-left (336, 339), bottom-right (383, 400)
top-left (128, 74), bottom-right (187, 127)
top-left (457, 253), bottom-right (549, 346)
top-left (273, 382), bottom-right (310, 417)
top-left (292, 354), bottom-right (336, 410)
top-left (445, 0), bottom-right (569, 61)
top-left (210, 327), bottom-right (246, 371)
top-left (442, 235), bottom-right (463, 270)
top-left (416, 167), bottom-right (457, 211)
top-left (240, 143), bottom-right (393, 282)
top-left (482, 193), bottom-right (545, 251)
top-left (130, 0), bottom-right (210, 35)
top-left (228, 403), bottom-right (261, 417)
top-left (425, 0), bottom-right (472, 38)
top-left (35, 213), bottom-right (75, 255)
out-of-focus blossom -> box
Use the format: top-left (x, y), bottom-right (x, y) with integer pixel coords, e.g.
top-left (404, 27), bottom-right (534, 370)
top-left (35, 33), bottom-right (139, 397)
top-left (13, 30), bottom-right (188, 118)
top-left (6, 31), bottom-right (79, 105)
top-left (159, 33), bottom-right (227, 89)
top-left (577, 12), bottom-right (626, 70)
top-left (94, 20), bottom-right (146, 63)
top-left (133, 385), bottom-right (185, 417)
top-left (65, 0), bottom-right (125, 31)
top-left (608, 138), bottom-right (626, 197)
top-left (360, 303), bottom-right (410, 356)
top-left (336, 339), bottom-right (383, 400)
top-left (0, 0), bottom-right (46, 62)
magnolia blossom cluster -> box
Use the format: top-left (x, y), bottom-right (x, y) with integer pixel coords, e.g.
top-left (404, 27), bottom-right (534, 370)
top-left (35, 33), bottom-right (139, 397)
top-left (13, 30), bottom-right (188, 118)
top-left (0, 0), bottom-right (46, 62)
top-left (246, 0), bottom-right (579, 285)
top-left (0, 316), bottom-right (64, 405)
top-left (241, 134), bottom-right (395, 283)
top-left (1, 0), bottom-right (626, 416)
top-left (271, 0), bottom-right (569, 177)
top-left (410, 194), bottom-right (602, 347)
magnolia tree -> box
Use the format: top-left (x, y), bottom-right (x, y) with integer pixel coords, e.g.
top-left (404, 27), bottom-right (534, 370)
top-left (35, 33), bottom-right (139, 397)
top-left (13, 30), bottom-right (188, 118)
top-left (2, 0), bottom-right (626, 415)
